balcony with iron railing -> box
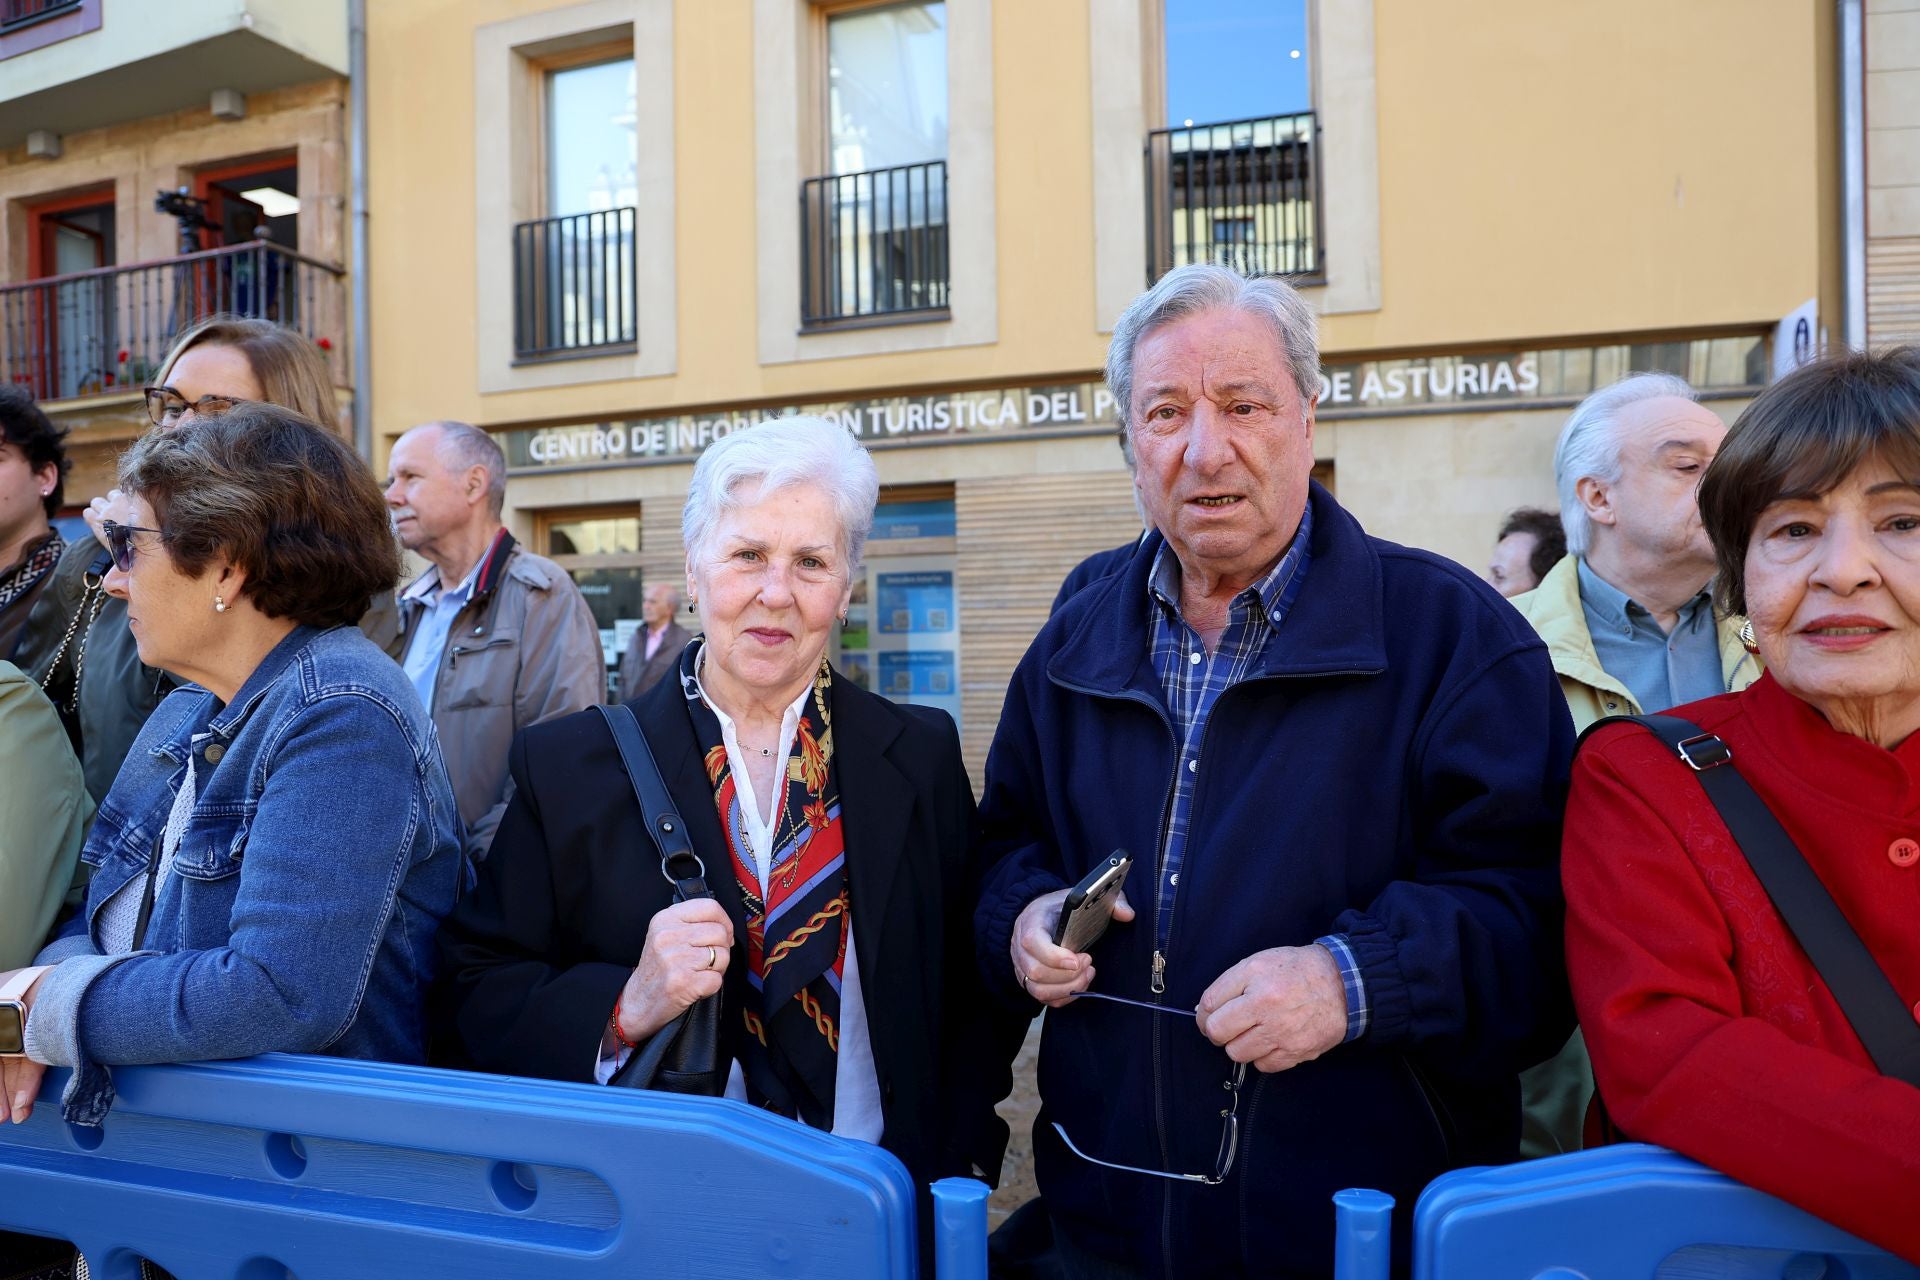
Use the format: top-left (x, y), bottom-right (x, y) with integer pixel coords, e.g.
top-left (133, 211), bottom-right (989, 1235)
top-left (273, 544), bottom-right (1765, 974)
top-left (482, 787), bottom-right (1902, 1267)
top-left (0, 241), bottom-right (345, 402)
top-left (1146, 111), bottom-right (1321, 284)
top-left (800, 159), bottom-right (949, 328)
top-left (512, 207), bottom-right (637, 361)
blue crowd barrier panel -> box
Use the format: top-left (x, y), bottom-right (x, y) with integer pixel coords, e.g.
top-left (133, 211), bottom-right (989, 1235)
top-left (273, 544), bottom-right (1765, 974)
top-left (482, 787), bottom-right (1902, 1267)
top-left (1406, 1143), bottom-right (1920, 1280)
top-left (0, 1054), bottom-right (992, 1278)
top-left (1332, 1187), bottom-right (1395, 1280)
top-left (930, 1178), bottom-right (988, 1279)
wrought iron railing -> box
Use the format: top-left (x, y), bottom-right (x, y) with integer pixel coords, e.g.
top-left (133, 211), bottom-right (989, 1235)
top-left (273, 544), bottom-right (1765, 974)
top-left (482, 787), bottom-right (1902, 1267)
top-left (512, 208), bottom-right (637, 360)
top-left (800, 160), bottom-right (948, 327)
top-left (1146, 111), bottom-right (1321, 283)
top-left (1, 0), bottom-right (80, 27)
top-left (0, 241), bottom-right (344, 402)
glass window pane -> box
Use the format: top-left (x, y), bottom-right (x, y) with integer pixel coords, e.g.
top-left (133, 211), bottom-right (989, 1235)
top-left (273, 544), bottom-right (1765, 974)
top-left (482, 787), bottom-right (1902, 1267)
top-left (1164, 0), bottom-right (1309, 128)
top-left (828, 2), bottom-right (947, 175)
top-left (545, 513), bottom-right (639, 557)
top-left (548, 58), bottom-right (637, 215)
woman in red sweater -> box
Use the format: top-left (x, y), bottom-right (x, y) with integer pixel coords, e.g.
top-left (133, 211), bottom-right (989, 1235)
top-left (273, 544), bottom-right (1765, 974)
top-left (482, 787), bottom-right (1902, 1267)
top-left (1566, 348), bottom-right (1920, 1264)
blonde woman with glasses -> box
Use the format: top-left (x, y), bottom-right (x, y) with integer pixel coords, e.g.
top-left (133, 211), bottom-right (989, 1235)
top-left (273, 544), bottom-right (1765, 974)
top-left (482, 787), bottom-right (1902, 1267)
top-left (13, 315), bottom-right (393, 802)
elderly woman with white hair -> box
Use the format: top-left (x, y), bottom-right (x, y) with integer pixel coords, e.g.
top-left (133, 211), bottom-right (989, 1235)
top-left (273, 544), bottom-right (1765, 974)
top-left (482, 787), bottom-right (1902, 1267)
top-left (439, 416), bottom-right (1020, 1195)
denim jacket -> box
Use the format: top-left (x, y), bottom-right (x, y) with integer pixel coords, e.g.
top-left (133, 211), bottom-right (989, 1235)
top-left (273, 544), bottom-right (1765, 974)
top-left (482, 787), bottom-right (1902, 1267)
top-left (28, 624), bottom-right (463, 1124)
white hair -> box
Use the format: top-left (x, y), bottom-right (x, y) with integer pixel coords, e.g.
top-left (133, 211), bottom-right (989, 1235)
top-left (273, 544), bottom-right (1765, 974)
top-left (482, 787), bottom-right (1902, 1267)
top-left (1553, 372), bottom-right (1699, 557)
top-left (681, 416), bottom-right (880, 575)
top-left (1106, 264), bottom-right (1320, 433)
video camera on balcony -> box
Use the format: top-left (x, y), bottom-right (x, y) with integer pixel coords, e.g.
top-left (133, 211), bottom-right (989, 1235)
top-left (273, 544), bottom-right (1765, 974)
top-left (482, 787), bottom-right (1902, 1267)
top-left (155, 186), bottom-right (219, 255)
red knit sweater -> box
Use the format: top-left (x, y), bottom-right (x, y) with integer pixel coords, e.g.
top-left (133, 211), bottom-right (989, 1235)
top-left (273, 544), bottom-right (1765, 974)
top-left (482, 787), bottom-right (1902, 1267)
top-left (1566, 673), bottom-right (1920, 1263)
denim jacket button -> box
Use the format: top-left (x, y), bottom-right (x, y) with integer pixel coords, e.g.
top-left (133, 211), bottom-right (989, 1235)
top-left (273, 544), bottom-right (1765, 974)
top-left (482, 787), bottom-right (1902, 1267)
top-left (203, 743), bottom-right (225, 763)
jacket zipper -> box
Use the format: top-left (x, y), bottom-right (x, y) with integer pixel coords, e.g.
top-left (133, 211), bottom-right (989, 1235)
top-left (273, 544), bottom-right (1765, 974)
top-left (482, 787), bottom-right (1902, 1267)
top-left (447, 636), bottom-right (511, 669)
top-left (1049, 675), bottom-right (1182, 1252)
top-left (1049, 662), bottom-right (1380, 1277)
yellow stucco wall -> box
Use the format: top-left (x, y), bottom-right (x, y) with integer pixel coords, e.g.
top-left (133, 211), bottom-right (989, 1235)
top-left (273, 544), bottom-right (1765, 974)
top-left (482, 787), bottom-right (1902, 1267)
top-left (1327, 0), bottom-right (1836, 354)
top-left (366, 0), bottom-right (1836, 451)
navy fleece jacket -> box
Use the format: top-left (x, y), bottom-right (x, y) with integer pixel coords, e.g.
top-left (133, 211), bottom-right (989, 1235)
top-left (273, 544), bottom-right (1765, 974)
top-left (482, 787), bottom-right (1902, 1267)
top-left (975, 482), bottom-right (1575, 1279)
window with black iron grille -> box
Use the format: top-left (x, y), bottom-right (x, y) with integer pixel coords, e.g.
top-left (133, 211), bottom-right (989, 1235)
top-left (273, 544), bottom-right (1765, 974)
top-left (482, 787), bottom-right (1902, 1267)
top-left (802, 1), bottom-right (950, 328)
top-left (1152, 2), bottom-right (1318, 284)
top-left (1146, 111), bottom-right (1321, 284)
top-left (801, 162), bottom-right (949, 326)
top-left (512, 209), bottom-right (637, 359)
top-left (513, 55), bottom-right (638, 361)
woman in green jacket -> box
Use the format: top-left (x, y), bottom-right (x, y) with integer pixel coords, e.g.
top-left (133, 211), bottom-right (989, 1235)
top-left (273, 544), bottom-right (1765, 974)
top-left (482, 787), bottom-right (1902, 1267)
top-left (0, 661), bottom-right (90, 970)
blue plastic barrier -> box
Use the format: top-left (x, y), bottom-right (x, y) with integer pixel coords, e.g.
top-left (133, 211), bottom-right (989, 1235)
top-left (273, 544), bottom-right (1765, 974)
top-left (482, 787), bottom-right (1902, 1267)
top-left (0, 1054), bottom-right (990, 1279)
top-left (1333, 1143), bottom-right (1919, 1279)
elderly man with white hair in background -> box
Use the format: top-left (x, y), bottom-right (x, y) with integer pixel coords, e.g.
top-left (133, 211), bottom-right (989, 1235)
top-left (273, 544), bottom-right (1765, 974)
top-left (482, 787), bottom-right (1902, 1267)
top-left (1508, 373), bottom-right (1761, 1158)
top-left (975, 264), bottom-right (1575, 1279)
top-left (384, 420), bottom-right (604, 864)
top-left (618, 581), bottom-right (693, 702)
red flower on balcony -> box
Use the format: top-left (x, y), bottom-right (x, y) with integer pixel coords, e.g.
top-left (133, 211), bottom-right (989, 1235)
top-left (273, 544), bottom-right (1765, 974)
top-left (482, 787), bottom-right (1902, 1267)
top-left (116, 349), bottom-right (128, 363)
top-left (316, 337), bottom-right (333, 351)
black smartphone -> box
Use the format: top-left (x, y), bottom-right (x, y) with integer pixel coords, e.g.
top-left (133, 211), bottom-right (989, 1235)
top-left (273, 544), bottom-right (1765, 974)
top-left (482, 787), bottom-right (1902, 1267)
top-left (1052, 850), bottom-right (1133, 953)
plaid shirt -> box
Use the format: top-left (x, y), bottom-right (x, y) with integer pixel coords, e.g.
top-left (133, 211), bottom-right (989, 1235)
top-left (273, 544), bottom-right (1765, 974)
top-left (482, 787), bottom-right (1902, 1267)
top-left (1147, 502), bottom-right (1368, 1041)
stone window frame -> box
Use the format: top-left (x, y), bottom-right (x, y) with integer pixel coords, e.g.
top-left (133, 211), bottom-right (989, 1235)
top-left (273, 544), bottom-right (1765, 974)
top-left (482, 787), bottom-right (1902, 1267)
top-left (751, 0), bottom-right (999, 366)
top-left (1089, 0), bottom-right (1382, 331)
top-left (472, 0), bottom-right (677, 393)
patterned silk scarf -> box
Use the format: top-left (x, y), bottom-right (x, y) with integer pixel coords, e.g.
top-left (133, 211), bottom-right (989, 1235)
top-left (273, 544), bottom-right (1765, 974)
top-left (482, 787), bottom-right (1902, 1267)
top-left (0, 530), bottom-right (63, 614)
top-left (679, 641), bottom-right (850, 1129)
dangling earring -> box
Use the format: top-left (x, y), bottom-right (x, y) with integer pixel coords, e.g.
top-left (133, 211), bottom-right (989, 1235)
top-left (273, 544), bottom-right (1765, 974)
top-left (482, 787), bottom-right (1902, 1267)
top-left (214, 594), bottom-right (228, 614)
top-left (1739, 619), bottom-right (1758, 654)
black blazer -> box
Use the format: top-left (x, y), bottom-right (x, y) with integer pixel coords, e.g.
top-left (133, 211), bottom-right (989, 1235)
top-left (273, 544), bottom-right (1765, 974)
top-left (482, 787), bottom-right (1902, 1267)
top-left (438, 667), bottom-right (1022, 1187)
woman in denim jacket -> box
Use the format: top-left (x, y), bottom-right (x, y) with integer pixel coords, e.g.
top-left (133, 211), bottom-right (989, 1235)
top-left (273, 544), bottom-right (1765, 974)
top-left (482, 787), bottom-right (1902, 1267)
top-left (0, 405), bottom-right (462, 1126)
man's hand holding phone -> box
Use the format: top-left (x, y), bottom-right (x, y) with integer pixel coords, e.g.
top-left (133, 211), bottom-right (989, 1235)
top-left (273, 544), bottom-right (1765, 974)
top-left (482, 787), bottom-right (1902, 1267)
top-left (1011, 882), bottom-right (1135, 1008)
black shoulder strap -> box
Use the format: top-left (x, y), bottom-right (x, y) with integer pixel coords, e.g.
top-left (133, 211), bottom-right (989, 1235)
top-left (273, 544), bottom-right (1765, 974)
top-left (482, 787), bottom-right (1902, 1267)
top-left (596, 702), bottom-right (721, 1093)
top-left (1592, 714), bottom-right (1920, 1087)
top-left (594, 703), bottom-right (712, 903)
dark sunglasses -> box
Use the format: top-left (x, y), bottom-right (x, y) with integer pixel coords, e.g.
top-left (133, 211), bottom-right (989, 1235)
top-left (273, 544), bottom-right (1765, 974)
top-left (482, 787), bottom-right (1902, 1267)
top-left (100, 520), bottom-right (165, 573)
top-left (144, 386), bottom-right (248, 428)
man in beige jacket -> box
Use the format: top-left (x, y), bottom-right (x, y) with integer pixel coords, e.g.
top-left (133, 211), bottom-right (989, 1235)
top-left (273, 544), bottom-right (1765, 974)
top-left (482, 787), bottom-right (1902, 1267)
top-left (384, 421), bottom-right (603, 865)
top-left (1510, 372), bottom-right (1761, 1157)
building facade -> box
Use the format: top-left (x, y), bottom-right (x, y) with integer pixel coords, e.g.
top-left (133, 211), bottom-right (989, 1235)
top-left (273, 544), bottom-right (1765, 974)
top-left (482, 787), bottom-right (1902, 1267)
top-left (370, 0), bottom-right (1837, 778)
top-left (0, 0), bottom-right (353, 501)
top-left (1868, 0), bottom-right (1920, 344)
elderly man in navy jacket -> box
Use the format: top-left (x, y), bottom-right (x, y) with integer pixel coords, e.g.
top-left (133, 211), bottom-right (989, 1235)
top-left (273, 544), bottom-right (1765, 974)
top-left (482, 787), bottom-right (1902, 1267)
top-left (976, 264), bottom-right (1575, 1279)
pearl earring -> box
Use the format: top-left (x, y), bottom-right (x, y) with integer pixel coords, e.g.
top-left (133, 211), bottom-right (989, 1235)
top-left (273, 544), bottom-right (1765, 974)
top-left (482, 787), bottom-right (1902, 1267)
top-left (214, 595), bottom-right (227, 614)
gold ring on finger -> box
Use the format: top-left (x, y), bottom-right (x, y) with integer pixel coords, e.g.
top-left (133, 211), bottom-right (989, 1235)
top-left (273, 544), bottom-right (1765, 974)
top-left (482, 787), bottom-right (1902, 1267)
top-left (704, 945), bottom-right (718, 971)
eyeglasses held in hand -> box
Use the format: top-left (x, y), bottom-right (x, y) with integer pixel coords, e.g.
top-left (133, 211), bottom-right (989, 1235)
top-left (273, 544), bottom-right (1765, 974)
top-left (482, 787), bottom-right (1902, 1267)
top-left (100, 520), bottom-right (165, 573)
top-left (144, 386), bottom-right (248, 428)
top-left (1050, 989), bottom-right (1249, 1186)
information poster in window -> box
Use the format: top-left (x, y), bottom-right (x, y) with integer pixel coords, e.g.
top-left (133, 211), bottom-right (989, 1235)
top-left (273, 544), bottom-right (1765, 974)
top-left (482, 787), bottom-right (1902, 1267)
top-left (861, 553), bottom-right (961, 730)
top-left (876, 570), bottom-right (955, 634)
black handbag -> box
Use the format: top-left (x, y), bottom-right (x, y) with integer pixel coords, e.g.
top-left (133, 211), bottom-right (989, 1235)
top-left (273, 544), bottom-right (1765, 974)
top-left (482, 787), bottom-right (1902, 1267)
top-left (595, 703), bottom-right (729, 1096)
top-left (1601, 714), bottom-right (1920, 1087)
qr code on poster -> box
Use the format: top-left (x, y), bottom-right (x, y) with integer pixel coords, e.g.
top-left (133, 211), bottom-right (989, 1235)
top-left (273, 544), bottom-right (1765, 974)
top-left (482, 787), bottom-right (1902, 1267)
top-left (890, 609), bottom-right (912, 630)
top-left (927, 609), bottom-right (950, 630)
top-left (929, 670), bottom-right (952, 693)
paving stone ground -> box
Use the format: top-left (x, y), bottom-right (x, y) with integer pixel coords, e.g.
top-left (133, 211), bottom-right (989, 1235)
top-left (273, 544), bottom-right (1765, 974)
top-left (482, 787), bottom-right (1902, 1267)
top-left (990, 1018), bottom-right (1045, 1228)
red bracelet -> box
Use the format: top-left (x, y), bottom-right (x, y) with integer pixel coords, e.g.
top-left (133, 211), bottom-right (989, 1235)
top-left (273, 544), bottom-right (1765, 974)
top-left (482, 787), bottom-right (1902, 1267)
top-left (608, 999), bottom-right (639, 1050)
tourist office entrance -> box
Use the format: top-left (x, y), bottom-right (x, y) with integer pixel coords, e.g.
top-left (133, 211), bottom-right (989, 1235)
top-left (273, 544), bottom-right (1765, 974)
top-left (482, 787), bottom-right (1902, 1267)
top-left (496, 330), bottom-right (1767, 776)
